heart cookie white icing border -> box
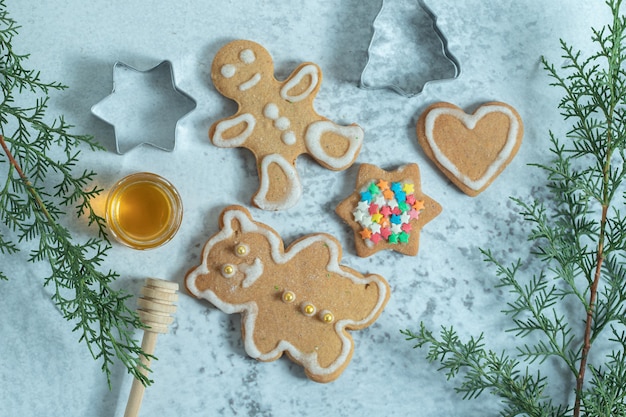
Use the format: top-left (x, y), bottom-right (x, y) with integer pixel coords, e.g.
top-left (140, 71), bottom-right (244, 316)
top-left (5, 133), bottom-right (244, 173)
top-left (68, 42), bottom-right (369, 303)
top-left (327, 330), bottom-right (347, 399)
top-left (424, 104), bottom-right (521, 192)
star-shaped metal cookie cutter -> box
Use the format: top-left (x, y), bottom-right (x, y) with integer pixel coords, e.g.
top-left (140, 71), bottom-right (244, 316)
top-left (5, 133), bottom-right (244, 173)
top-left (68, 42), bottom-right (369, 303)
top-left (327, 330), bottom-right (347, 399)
top-left (92, 60), bottom-right (196, 154)
top-left (360, 0), bottom-right (460, 97)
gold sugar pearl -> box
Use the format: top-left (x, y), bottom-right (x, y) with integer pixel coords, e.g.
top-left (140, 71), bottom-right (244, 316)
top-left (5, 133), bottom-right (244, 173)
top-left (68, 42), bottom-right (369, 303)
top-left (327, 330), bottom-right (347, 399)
top-left (282, 290), bottom-right (296, 303)
top-left (235, 244), bottom-right (249, 257)
top-left (221, 264), bottom-right (236, 278)
top-left (320, 310), bottom-right (334, 324)
top-left (301, 302), bottom-right (316, 317)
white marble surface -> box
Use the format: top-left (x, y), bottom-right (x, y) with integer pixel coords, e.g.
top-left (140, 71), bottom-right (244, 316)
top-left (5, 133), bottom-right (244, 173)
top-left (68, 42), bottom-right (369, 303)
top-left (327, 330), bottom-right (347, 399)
top-left (0, 1), bottom-right (609, 416)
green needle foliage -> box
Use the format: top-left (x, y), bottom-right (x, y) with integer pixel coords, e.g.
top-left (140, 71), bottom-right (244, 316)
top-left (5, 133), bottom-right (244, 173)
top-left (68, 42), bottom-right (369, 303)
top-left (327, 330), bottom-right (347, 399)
top-left (402, 1), bottom-right (626, 416)
top-left (0, 2), bottom-right (151, 386)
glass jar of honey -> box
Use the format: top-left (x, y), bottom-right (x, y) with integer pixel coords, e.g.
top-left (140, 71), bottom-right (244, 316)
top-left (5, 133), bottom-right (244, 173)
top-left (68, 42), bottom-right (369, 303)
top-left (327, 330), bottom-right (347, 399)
top-left (105, 172), bottom-right (183, 250)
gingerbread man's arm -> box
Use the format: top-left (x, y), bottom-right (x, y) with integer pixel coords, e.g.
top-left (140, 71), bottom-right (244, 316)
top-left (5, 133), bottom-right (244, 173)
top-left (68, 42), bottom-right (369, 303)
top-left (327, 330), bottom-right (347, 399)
top-left (210, 112), bottom-right (257, 148)
top-left (280, 63), bottom-right (322, 103)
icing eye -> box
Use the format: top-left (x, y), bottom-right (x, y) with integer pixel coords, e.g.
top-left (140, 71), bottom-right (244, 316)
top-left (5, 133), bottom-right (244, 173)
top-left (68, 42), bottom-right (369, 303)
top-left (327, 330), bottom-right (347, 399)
top-left (235, 244), bottom-right (249, 257)
top-left (221, 64), bottom-right (236, 78)
top-left (239, 49), bottom-right (255, 64)
top-left (221, 264), bottom-right (237, 278)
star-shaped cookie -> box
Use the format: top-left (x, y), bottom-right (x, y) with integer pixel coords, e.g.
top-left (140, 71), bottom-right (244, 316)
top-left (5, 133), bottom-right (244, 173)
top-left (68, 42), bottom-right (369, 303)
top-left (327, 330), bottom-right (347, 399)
top-left (336, 163), bottom-right (442, 257)
top-left (92, 61), bottom-right (196, 154)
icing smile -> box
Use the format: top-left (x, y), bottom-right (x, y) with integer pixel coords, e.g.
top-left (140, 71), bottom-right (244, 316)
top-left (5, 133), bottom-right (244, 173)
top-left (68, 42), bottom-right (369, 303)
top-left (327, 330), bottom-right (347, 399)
top-left (239, 73), bottom-right (261, 91)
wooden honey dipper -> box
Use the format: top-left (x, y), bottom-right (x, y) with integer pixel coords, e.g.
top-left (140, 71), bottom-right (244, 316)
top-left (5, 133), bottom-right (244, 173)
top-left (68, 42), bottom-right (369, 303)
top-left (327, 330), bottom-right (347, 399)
top-left (124, 278), bottom-right (179, 417)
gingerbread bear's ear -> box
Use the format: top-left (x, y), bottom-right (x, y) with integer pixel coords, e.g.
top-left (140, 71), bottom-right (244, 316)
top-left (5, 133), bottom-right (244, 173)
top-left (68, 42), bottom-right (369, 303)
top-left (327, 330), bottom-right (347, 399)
top-left (219, 205), bottom-right (255, 234)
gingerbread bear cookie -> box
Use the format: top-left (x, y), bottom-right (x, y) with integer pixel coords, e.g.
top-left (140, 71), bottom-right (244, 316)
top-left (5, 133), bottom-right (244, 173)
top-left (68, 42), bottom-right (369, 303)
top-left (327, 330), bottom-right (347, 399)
top-left (416, 101), bottom-right (524, 197)
top-left (209, 40), bottom-right (364, 210)
top-left (336, 163), bottom-right (441, 257)
top-left (185, 205), bottom-right (390, 383)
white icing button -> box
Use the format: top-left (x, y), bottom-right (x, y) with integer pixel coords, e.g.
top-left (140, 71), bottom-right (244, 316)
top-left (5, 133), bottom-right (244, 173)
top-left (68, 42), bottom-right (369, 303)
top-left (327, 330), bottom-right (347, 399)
top-left (220, 64), bottom-right (236, 78)
top-left (263, 103), bottom-right (279, 120)
top-left (281, 131), bottom-right (296, 146)
top-left (239, 49), bottom-right (256, 64)
top-left (274, 117), bottom-right (290, 131)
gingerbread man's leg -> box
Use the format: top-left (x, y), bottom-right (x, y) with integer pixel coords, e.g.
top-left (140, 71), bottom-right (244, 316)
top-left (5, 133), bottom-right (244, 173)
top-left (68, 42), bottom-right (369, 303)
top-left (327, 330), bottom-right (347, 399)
top-left (304, 122), bottom-right (364, 171)
top-left (253, 154), bottom-right (303, 210)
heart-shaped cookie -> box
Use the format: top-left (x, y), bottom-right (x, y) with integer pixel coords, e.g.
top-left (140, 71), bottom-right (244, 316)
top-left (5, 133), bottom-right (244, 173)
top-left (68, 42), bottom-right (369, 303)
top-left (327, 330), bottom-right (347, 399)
top-left (416, 101), bottom-right (523, 196)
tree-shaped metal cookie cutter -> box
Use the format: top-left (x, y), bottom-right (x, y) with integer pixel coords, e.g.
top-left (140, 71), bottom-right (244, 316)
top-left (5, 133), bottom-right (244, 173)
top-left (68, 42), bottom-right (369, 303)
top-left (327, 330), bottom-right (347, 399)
top-left (92, 60), bottom-right (196, 154)
top-left (360, 0), bottom-right (460, 97)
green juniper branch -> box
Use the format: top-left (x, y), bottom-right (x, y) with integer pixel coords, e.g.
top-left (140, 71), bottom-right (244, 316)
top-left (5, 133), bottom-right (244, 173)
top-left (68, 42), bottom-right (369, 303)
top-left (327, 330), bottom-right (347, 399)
top-left (403, 1), bottom-right (626, 416)
top-left (0, 2), bottom-right (151, 386)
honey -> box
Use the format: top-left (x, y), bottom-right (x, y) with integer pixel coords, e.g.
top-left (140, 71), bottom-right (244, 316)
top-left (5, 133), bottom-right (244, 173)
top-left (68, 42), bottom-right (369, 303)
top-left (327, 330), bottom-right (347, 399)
top-left (105, 172), bottom-right (182, 250)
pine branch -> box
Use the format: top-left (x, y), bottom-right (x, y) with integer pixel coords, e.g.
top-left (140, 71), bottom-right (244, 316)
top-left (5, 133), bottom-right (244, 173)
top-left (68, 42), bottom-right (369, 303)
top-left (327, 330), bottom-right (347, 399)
top-left (0, 2), bottom-right (152, 387)
top-left (406, 1), bottom-right (626, 415)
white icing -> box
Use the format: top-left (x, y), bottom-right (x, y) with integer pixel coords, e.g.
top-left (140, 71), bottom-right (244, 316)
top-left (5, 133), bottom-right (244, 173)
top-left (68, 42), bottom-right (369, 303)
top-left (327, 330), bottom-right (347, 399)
top-left (239, 73), bottom-right (261, 91)
top-left (185, 207), bottom-right (389, 378)
top-left (281, 131), bottom-right (296, 146)
top-left (263, 103), bottom-right (279, 120)
top-left (424, 104), bottom-right (521, 191)
top-left (253, 154), bottom-right (302, 210)
top-left (304, 121), bottom-right (363, 169)
top-left (275, 116), bottom-right (290, 131)
top-left (240, 258), bottom-right (264, 288)
top-left (212, 113), bottom-right (256, 147)
top-left (280, 64), bottom-right (319, 102)
top-left (220, 64), bottom-right (236, 78)
top-left (261, 103), bottom-right (296, 146)
top-left (239, 49), bottom-right (255, 64)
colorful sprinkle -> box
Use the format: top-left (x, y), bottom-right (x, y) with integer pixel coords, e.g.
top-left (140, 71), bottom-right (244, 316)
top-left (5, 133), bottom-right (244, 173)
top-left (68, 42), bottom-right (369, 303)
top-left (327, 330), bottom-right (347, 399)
top-left (368, 182), bottom-right (381, 195)
top-left (351, 179), bottom-right (425, 246)
top-left (383, 189), bottom-right (395, 199)
top-left (413, 200), bottom-right (425, 211)
top-left (390, 182), bottom-right (403, 193)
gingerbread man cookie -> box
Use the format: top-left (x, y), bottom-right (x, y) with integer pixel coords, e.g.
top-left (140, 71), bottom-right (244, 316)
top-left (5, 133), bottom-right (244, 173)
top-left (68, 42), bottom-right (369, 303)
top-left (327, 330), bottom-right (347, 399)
top-left (185, 205), bottom-right (390, 383)
top-left (336, 163), bottom-right (442, 257)
top-left (209, 40), bottom-right (364, 210)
